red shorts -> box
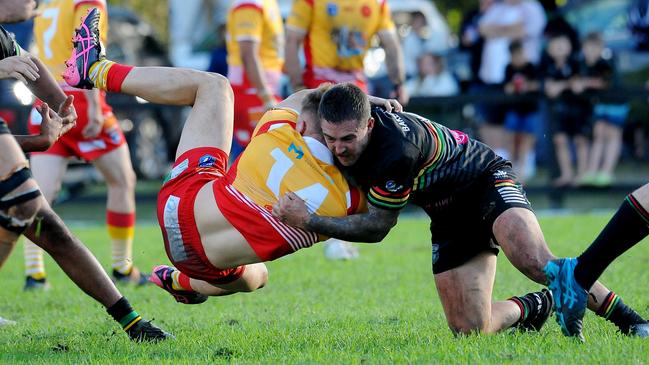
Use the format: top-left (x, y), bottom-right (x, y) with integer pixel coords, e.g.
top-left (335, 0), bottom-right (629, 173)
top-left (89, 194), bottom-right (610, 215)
top-left (213, 162), bottom-right (319, 262)
top-left (232, 87), bottom-right (281, 147)
top-left (157, 147), bottom-right (245, 284)
top-left (28, 90), bottom-right (126, 161)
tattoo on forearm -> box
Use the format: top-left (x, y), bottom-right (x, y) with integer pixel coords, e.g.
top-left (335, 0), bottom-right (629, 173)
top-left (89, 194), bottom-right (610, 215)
top-left (306, 208), bottom-right (398, 242)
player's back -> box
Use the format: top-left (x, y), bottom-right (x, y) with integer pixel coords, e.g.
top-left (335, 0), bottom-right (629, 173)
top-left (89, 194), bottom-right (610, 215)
top-left (33, 0), bottom-right (108, 85)
top-left (213, 108), bottom-right (362, 260)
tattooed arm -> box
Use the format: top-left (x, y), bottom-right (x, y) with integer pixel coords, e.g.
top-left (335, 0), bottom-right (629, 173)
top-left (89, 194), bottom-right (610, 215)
top-left (273, 192), bottom-right (399, 242)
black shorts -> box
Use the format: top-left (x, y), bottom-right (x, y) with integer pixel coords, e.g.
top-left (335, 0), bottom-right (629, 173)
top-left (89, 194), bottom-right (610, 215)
top-left (426, 166), bottom-right (534, 274)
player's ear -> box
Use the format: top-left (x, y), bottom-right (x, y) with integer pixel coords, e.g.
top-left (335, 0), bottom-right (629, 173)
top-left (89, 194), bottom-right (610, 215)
top-left (297, 119), bottom-right (307, 135)
top-left (367, 117), bottom-right (375, 132)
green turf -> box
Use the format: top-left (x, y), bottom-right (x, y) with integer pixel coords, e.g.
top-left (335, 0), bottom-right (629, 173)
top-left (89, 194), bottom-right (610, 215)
top-left (1, 215), bottom-right (648, 364)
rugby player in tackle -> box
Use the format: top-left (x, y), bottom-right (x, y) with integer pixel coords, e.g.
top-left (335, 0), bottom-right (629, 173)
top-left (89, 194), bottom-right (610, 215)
top-left (63, 8), bottom-right (401, 303)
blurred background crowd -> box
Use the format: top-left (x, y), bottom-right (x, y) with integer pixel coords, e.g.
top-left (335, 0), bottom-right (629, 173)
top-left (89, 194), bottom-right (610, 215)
top-left (2, 0), bottom-right (649, 210)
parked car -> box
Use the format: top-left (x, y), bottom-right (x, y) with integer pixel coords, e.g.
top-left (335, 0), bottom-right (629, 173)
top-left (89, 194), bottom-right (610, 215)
top-left (106, 6), bottom-right (185, 180)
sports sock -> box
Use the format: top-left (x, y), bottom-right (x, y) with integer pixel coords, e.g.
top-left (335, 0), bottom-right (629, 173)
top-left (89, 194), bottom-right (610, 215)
top-left (596, 292), bottom-right (648, 334)
top-left (509, 291), bottom-right (546, 325)
top-left (574, 194), bottom-right (649, 290)
top-left (89, 59), bottom-right (133, 92)
top-left (508, 296), bottom-right (528, 323)
top-left (106, 297), bottom-right (142, 332)
top-left (171, 269), bottom-right (193, 292)
top-left (107, 210), bottom-right (135, 275)
top-left (23, 241), bottom-right (45, 280)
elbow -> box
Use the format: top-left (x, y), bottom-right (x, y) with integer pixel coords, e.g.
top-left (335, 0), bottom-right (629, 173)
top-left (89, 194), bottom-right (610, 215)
top-left (366, 225), bottom-right (393, 243)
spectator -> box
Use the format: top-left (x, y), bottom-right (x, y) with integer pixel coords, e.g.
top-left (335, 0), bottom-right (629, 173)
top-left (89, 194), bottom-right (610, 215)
top-left (476, 0), bottom-right (546, 160)
top-left (579, 32), bottom-right (629, 187)
top-left (542, 33), bottom-right (590, 187)
top-left (629, 0), bottom-right (649, 50)
top-left (502, 40), bottom-right (541, 182)
top-left (459, 0), bottom-right (494, 87)
top-left (402, 12), bottom-right (447, 80)
top-left (404, 52), bottom-right (458, 97)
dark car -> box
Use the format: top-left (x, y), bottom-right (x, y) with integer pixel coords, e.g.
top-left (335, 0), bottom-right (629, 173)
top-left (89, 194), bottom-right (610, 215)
top-left (106, 6), bottom-right (184, 180)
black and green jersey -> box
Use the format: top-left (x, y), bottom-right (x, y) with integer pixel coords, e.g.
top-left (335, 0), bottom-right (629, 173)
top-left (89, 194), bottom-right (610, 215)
top-left (342, 106), bottom-right (507, 211)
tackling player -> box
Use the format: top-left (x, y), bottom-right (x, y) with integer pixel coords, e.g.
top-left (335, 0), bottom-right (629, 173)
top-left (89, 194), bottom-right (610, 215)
top-left (62, 9), bottom-right (398, 304)
top-left (23, 0), bottom-right (146, 290)
top-left (273, 83), bottom-right (649, 338)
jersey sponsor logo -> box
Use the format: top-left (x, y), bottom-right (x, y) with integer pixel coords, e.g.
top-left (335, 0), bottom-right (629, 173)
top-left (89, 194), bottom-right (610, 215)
top-left (493, 170), bottom-right (508, 179)
top-left (287, 143), bottom-right (304, 159)
top-left (450, 129), bottom-right (469, 145)
top-left (78, 139), bottom-right (107, 153)
top-left (385, 180), bottom-right (403, 193)
top-left (361, 5), bottom-right (372, 17)
top-left (168, 159), bottom-right (189, 181)
top-left (326, 3), bottom-right (338, 16)
top-left (393, 114), bottom-right (410, 132)
top-left (107, 127), bottom-right (121, 145)
top-left (163, 195), bottom-right (188, 262)
top-left (198, 154), bottom-right (216, 167)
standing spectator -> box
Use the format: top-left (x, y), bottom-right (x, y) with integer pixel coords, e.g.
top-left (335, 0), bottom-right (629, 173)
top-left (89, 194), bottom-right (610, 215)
top-left (402, 12), bottom-right (447, 80)
top-left (404, 52), bottom-right (458, 97)
top-left (459, 0), bottom-right (494, 87)
top-left (579, 32), bottom-right (629, 187)
top-left (25, 0), bottom-right (146, 289)
top-left (226, 0), bottom-right (284, 159)
top-left (477, 0), bottom-right (546, 159)
top-left (284, 0), bottom-right (407, 105)
top-left (542, 33), bottom-right (590, 187)
top-left (629, 0), bottom-right (649, 50)
top-left (502, 40), bottom-right (541, 182)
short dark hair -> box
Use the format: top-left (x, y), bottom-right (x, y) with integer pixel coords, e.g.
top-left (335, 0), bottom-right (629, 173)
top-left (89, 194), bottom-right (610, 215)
top-left (509, 40), bottom-right (524, 54)
top-left (318, 83), bottom-right (370, 125)
top-left (584, 31), bottom-right (604, 46)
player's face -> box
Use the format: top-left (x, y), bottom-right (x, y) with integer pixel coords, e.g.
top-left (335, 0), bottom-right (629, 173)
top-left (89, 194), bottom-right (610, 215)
top-left (321, 118), bottom-right (373, 166)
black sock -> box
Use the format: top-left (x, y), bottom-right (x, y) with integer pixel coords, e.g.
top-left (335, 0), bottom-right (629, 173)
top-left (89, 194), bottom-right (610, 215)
top-left (574, 194), bottom-right (649, 290)
top-left (106, 297), bottom-right (142, 332)
top-left (596, 292), bottom-right (647, 334)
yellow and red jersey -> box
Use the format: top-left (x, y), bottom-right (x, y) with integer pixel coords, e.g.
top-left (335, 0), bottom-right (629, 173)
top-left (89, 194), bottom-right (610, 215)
top-left (226, 108), bottom-right (363, 226)
top-left (286, 0), bottom-right (395, 83)
top-left (226, 0), bottom-right (284, 89)
top-left (33, 0), bottom-right (108, 88)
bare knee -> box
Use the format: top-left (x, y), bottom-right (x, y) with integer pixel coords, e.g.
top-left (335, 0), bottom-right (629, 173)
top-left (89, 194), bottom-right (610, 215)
top-left (200, 72), bottom-right (233, 101)
top-left (447, 315), bottom-right (490, 336)
top-left (239, 264), bottom-right (268, 292)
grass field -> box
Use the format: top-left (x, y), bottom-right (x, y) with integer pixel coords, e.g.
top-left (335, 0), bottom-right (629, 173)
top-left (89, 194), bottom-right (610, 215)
top-left (1, 215), bottom-right (648, 364)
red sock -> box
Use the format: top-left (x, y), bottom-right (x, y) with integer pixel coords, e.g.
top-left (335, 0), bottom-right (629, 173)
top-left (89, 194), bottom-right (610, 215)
top-left (177, 271), bottom-right (193, 291)
top-left (106, 63), bottom-right (134, 93)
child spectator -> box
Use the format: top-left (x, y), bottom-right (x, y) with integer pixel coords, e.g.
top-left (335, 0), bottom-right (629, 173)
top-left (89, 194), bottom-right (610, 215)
top-left (578, 32), bottom-right (629, 187)
top-left (404, 52), bottom-right (459, 97)
top-left (542, 33), bottom-right (591, 187)
top-left (502, 40), bottom-right (541, 182)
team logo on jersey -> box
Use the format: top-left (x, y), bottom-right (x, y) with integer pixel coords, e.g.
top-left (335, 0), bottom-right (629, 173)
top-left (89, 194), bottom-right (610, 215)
top-left (327, 3), bottom-right (338, 16)
top-left (198, 154), bottom-right (216, 167)
top-left (385, 180), bottom-right (403, 193)
top-left (107, 127), bottom-right (121, 145)
top-left (449, 129), bottom-right (469, 145)
top-left (431, 244), bottom-right (440, 265)
top-left (361, 5), bottom-right (372, 17)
